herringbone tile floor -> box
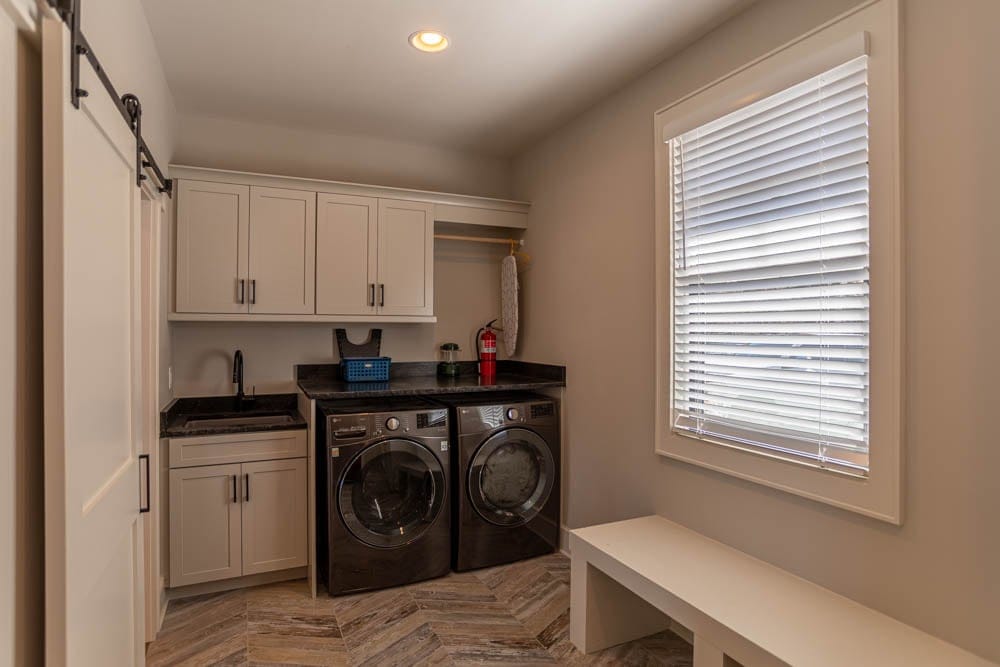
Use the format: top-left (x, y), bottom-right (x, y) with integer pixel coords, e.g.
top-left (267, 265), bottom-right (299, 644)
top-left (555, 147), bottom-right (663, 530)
top-left (146, 554), bottom-right (693, 666)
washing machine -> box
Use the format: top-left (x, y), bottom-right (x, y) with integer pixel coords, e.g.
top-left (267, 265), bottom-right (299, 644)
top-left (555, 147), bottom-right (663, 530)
top-left (316, 397), bottom-right (451, 595)
top-left (437, 392), bottom-right (560, 571)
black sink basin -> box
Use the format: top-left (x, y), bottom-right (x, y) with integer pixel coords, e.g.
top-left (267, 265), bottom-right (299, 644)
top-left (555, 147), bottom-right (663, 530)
top-left (161, 394), bottom-right (307, 437)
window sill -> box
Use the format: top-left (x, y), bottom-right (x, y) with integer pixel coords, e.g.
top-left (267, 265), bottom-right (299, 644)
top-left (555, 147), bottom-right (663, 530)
top-left (656, 430), bottom-right (900, 524)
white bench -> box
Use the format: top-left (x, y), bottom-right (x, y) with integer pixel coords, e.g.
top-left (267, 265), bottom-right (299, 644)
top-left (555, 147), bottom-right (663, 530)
top-left (569, 516), bottom-right (994, 667)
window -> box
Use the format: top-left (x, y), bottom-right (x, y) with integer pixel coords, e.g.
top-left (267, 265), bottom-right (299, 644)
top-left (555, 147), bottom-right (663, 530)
top-left (671, 56), bottom-right (871, 476)
top-left (654, 0), bottom-right (901, 523)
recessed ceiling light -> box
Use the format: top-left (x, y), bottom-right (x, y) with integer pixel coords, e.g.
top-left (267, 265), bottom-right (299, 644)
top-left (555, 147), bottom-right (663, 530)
top-left (409, 30), bottom-right (449, 53)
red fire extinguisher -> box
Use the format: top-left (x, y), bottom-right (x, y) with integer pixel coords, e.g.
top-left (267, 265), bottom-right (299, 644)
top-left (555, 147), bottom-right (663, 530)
top-left (477, 319), bottom-right (498, 380)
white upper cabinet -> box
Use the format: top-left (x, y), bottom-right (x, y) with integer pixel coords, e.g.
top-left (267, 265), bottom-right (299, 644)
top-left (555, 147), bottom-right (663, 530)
top-left (377, 199), bottom-right (434, 316)
top-left (248, 187), bottom-right (316, 315)
top-left (170, 166), bottom-right (530, 322)
top-left (175, 181), bottom-right (249, 313)
top-left (315, 193), bottom-right (378, 316)
top-left (315, 195), bottom-right (434, 317)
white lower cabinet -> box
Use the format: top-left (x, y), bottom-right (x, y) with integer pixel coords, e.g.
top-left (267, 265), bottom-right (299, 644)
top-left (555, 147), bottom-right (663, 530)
top-left (241, 458), bottom-right (308, 575)
top-left (169, 463), bottom-right (243, 587)
top-left (168, 432), bottom-right (308, 588)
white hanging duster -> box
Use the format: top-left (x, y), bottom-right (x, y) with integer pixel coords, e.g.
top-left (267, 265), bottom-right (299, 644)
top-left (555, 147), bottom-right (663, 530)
top-left (500, 253), bottom-right (519, 354)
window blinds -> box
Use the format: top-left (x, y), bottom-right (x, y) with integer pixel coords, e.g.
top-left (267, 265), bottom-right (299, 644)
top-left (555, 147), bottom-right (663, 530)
top-left (670, 56), bottom-right (870, 475)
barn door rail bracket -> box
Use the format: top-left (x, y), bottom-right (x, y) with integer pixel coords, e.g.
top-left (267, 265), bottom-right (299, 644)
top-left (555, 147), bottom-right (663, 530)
top-left (48, 0), bottom-right (173, 196)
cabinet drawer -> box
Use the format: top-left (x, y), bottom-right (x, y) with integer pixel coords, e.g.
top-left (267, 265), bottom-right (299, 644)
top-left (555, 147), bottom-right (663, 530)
top-left (169, 430), bottom-right (307, 468)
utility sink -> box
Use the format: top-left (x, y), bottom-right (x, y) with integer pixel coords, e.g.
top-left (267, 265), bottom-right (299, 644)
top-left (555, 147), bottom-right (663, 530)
top-left (179, 413), bottom-right (297, 431)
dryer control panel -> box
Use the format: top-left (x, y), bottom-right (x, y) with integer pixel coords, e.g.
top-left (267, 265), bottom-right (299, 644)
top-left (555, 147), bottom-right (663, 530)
top-left (458, 399), bottom-right (558, 431)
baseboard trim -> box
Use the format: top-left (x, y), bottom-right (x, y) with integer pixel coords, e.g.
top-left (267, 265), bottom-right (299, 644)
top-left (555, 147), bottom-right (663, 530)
top-left (166, 567), bottom-right (307, 601)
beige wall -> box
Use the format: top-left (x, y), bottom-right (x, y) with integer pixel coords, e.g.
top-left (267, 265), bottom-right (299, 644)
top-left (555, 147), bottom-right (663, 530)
top-left (81, 0), bottom-right (176, 166)
top-left (171, 238), bottom-right (509, 396)
top-left (175, 113), bottom-right (512, 200)
top-left (512, 0), bottom-right (1000, 661)
top-left (0, 8), bottom-right (43, 666)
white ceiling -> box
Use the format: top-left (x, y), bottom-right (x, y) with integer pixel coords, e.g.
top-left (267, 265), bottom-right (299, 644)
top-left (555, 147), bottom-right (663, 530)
top-left (141, 0), bottom-right (754, 157)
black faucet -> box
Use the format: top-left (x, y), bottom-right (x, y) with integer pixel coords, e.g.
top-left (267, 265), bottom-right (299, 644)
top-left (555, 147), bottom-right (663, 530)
top-left (232, 349), bottom-right (254, 410)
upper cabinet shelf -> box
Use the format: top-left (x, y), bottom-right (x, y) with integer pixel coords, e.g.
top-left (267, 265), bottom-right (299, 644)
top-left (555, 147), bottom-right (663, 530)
top-left (168, 166), bottom-right (530, 324)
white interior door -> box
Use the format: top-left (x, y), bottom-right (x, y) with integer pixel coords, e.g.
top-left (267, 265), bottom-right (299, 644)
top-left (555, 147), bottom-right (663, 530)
top-left (43, 17), bottom-right (146, 666)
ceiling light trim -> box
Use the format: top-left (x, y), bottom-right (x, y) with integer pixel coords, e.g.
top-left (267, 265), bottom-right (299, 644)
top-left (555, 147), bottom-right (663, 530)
top-left (409, 30), bottom-right (450, 53)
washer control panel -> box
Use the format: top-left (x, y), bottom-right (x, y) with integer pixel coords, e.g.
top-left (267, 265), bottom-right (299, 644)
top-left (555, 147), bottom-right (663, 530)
top-left (322, 404), bottom-right (449, 442)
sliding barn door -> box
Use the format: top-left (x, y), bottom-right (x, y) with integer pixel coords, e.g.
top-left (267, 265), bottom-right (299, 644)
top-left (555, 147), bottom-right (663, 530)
top-left (42, 16), bottom-right (146, 666)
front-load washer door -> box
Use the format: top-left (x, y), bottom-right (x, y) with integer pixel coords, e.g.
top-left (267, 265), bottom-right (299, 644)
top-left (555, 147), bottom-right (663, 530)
top-left (338, 439), bottom-right (446, 548)
top-left (468, 428), bottom-right (555, 527)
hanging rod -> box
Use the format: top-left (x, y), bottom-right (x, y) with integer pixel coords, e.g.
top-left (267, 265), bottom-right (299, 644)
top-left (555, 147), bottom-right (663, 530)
top-left (434, 234), bottom-right (525, 246)
top-left (46, 0), bottom-right (173, 196)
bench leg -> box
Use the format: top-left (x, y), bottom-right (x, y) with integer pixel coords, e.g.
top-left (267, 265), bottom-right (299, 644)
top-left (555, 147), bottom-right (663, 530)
top-left (570, 558), bottom-right (671, 654)
top-left (694, 635), bottom-right (725, 667)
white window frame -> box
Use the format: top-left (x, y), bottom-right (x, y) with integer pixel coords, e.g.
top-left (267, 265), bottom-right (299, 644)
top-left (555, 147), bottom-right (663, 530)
top-left (654, 0), bottom-right (902, 523)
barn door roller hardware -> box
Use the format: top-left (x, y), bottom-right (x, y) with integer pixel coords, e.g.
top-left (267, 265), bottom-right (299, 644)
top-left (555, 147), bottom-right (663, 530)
top-left (48, 0), bottom-right (173, 196)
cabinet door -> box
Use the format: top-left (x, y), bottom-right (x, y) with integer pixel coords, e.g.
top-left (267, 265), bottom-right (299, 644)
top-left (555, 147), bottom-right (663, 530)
top-left (169, 464), bottom-right (242, 587)
top-left (175, 181), bottom-right (249, 313)
top-left (241, 458), bottom-right (308, 575)
top-left (315, 193), bottom-right (378, 315)
top-left (248, 187), bottom-right (316, 314)
top-left (376, 199), bottom-right (434, 316)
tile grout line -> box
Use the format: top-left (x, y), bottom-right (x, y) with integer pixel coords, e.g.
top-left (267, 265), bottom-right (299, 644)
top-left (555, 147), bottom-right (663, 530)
top-left (404, 585), bottom-right (455, 666)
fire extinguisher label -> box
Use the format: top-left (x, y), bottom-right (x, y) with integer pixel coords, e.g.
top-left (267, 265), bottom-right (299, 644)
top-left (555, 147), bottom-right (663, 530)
top-left (480, 340), bottom-right (496, 353)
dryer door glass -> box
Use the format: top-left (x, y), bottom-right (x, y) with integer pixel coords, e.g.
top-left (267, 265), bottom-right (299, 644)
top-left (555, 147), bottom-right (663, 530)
top-left (468, 428), bottom-right (555, 527)
top-left (339, 439), bottom-right (446, 548)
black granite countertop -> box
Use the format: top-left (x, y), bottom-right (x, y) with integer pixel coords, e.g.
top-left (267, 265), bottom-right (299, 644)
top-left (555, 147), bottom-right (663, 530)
top-left (161, 393), bottom-right (307, 438)
top-left (296, 360), bottom-right (565, 400)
